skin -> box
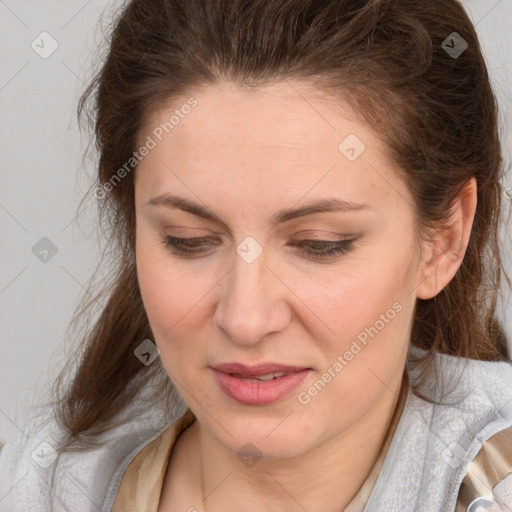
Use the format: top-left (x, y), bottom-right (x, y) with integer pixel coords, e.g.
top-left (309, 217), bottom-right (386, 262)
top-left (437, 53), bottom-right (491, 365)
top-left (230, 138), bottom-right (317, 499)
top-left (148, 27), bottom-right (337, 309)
top-left (133, 80), bottom-right (477, 511)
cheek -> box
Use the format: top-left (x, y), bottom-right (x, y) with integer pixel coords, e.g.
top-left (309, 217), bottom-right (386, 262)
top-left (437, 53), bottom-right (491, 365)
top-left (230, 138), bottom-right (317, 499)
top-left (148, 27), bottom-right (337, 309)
top-left (293, 248), bottom-right (415, 350)
top-left (290, 245), bottom-right (416, 402)
top-left (135, 238), bottom-right (217, 365)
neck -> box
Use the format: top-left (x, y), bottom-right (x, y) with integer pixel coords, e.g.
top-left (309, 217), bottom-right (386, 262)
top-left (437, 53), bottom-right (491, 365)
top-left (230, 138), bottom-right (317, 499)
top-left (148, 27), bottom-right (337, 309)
top-left (191, 370), bottom-right (408, 512)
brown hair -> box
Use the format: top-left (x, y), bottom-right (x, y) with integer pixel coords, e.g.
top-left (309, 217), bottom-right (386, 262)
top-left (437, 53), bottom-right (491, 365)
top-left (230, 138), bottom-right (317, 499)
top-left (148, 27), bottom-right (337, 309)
top-left (45, 0), bottom-right (510, 450)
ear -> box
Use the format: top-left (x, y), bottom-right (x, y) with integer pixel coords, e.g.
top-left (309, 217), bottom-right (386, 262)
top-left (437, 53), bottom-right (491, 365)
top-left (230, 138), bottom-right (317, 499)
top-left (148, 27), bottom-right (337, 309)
top-left (416, 177), bottom-right (477, 300)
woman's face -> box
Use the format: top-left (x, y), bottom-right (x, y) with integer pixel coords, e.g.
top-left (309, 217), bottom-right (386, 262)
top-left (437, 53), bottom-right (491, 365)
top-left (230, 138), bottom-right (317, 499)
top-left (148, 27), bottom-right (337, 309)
top-left (134, 80), bottom-right (425, 459)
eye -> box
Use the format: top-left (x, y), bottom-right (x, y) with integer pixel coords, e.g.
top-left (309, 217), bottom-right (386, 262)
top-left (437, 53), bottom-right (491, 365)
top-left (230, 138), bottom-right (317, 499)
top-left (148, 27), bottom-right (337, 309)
top-left (161, 235), bottom-right (355, 260)
top-left (161, 236), bottom-right (219, 256)
top-left (287, 239), bottom-right (355, 260)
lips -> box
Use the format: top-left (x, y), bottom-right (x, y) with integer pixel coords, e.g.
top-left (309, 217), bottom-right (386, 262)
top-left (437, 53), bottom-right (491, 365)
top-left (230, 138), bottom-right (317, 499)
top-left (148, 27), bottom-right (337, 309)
top-left (213, 362), bottom-right (308, 376)
top-left (212, 362), bottom-right (311, 405)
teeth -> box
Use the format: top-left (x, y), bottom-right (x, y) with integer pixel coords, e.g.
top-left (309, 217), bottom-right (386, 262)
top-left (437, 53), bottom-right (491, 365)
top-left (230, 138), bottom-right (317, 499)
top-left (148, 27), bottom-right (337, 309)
top-left (234, 372), bottom-right (287, 381)
top-left (256, 372), bottom-right (286, 381)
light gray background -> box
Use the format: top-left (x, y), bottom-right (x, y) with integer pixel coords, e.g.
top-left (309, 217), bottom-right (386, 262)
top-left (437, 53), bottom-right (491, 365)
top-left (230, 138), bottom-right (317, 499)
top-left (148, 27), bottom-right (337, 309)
top-left (1, 0), bottom-right (511, 443)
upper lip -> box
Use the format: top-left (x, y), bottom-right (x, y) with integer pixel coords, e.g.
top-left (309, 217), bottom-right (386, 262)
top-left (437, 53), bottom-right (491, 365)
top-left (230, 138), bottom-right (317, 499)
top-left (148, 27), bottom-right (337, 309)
top-left (212, 363), bottom-right (309, 376)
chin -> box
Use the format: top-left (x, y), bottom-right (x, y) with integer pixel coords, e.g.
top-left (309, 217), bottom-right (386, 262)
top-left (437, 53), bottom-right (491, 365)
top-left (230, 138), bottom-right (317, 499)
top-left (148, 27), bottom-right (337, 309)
top-left (212, 410), bottom-right (318, 460)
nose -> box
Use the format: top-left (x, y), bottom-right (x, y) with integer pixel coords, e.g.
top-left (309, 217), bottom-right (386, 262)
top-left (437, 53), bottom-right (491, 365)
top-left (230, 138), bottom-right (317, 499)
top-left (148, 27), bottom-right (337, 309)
top-left (214, 246), bottom-right (292, 346)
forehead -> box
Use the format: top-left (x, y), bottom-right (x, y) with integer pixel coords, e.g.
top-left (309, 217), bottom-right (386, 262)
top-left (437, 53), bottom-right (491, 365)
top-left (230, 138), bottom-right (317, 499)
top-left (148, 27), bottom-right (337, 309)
top-left (134, 80), bottom-right (408, 215)
top-left (142, 80), bottom-right (365, 154)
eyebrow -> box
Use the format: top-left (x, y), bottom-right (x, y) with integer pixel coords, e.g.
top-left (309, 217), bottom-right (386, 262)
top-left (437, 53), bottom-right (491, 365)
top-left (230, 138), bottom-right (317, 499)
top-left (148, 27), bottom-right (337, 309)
top-left (145, 193), bottom-right (374, 227)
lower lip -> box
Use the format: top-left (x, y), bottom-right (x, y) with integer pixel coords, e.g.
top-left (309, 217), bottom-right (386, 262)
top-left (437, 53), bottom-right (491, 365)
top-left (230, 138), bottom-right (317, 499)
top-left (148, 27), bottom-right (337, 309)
top-left (213, 369), bottom-right (310, 405)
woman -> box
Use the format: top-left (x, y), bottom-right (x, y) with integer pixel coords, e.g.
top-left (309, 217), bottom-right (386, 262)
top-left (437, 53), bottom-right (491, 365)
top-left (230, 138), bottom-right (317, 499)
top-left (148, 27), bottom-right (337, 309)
top-left (1, 0), bottom-right (511, 511)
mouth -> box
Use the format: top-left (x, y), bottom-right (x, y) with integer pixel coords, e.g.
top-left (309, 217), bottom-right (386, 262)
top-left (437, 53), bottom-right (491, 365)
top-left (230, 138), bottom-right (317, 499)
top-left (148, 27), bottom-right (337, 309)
top-left (229, 371), bottom-right (290, 382)
top-left (212, 363), bottom-right (311, 405)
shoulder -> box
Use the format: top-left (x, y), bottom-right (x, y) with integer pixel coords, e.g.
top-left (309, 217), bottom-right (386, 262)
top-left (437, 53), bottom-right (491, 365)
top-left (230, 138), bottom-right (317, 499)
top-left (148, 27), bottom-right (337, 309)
top-left (437, 348), bottom-right (512, 511)
top-left (0, 393), bottom-right (189, 512)
top-left (407, 345), bottom-right (512, 420)
top-left (0, 416), bottom-right (57, 512)
top-left (364, 347), bottom-right (512, 511)
top-left (411, 347), bottom-right (512, 511)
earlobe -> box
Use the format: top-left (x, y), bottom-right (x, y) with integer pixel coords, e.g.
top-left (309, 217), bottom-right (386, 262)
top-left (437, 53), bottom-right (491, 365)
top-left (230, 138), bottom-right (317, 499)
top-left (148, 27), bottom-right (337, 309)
top-left (416, 177), bottom-right (477, 300)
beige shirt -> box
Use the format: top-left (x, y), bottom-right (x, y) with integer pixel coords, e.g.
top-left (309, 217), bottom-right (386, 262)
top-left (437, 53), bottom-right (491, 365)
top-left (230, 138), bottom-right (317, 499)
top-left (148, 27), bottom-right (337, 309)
top-left (112, 372), bottom-right (409, 511)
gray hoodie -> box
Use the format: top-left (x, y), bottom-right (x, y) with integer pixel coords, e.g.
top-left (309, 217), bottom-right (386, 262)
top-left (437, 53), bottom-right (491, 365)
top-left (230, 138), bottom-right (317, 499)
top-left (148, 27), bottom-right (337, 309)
top-left (0, 344), bottom-right (511, 512)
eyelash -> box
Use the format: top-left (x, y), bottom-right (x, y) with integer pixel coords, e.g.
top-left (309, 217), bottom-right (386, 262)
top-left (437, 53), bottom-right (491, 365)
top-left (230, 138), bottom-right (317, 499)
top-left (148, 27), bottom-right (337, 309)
top-left (161, 235), bottom-right (355, 260)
